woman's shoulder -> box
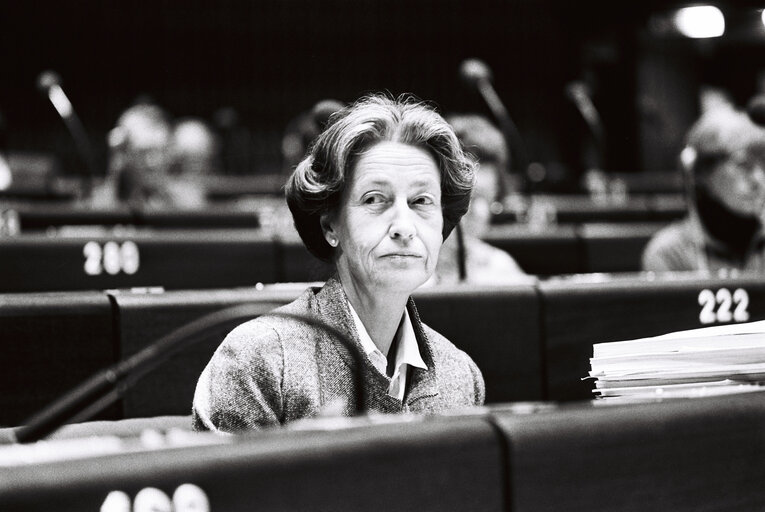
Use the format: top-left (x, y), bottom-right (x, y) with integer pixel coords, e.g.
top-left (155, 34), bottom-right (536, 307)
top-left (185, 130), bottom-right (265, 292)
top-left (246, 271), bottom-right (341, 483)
top-left (218, 287), bottom-right (320, 355)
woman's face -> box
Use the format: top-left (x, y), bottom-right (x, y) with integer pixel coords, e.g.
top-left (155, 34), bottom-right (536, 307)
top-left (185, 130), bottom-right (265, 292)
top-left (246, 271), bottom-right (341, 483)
top-left (323, 141), bottom-right (444, 295)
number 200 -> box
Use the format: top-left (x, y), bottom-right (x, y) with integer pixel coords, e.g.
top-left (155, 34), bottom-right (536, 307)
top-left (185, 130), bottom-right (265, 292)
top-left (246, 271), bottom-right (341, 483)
top-left (697, 288), bottom-right (750, 325)
top-left (83, 241), bottom-right (140, 276)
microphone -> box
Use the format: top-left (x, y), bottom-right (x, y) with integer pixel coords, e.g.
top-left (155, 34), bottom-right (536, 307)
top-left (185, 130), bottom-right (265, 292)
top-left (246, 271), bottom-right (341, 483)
top-left (311, 99), bottom-right (345, 129)
top-left (747, 95), bottom-right (765, 127)
top-left (12, 304), bottom-right (367, 443)
top-left (0, 111), bottom-right (11, 191)
top-left (459, 59), bottom-right (529, 187)
top-left (565, 81), bottom-right (605, 167)
top-left (455, 223), bottom-right (467, 282)
top-left (36, 70), bottom-right (99, 194)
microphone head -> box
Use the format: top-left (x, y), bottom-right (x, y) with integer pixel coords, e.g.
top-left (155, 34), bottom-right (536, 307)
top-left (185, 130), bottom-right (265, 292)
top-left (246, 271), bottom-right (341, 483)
top-left (36, 70), bottom-right (61, 93)
top-left (459, 58), bottom-right (492, 86)
top-left (311, 99), bottom-right (345, 128)
top-left (565, 81), bottom-right (589, 100)
top-left (747, 95), bottom-right (765, 127)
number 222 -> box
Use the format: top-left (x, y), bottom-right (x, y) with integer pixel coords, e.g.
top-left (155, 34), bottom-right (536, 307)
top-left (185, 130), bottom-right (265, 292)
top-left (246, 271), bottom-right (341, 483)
top-left (697, 288), bottom-right (750, 325)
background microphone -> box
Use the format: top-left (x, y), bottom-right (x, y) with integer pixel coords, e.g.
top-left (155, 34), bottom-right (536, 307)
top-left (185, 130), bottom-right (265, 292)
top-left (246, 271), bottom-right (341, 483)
top-left (565, 80), bottom-right (605, 167)
top-left (11, 305), bottom-right (367, 443)
top-left (747, 95), bottom-right (765, 127)
top-left (459, 58), bottom-right (529, 186)
top-left (0, 111), bottom-right (11, 191)
top-left (36, 70), bottom-right (99, 194)
top-left (311, 99), bottom-right (345, 129)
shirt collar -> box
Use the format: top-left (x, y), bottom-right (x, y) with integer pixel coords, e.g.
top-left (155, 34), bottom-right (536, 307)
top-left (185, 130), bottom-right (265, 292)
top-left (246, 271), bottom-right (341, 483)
top-left (347, 300), bottom-right (378, 358)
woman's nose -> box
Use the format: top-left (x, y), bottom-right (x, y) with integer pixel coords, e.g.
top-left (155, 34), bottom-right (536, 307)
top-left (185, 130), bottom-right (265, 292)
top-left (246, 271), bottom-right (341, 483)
top-left (388, 200), bottom-right (416, 240)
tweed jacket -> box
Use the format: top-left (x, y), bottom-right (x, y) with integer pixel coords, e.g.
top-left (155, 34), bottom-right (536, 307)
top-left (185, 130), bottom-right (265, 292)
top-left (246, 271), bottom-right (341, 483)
top-left (192, 276), bottom-right (485, 431)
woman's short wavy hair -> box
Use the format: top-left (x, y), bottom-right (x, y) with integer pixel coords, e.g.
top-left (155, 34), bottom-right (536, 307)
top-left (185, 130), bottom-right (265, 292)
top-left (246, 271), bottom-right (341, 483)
top-left (285, 94), bottom-right (476, 262)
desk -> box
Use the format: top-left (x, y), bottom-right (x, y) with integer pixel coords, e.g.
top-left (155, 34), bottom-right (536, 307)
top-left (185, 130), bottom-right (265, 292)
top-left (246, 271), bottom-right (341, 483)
top-left (4, 392), bottom-right (765, 511)
top-left (540, 274), bottom-right (765, 401)
top-left (0, 230), bottom-right (277, 292)
top-left (0, 415), bottom-right (504, 512)
top-left (493, 391), bottom-right (765, 511)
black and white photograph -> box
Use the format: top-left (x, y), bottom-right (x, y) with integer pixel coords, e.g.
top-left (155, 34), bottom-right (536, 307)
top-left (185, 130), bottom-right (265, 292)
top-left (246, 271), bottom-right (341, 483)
top-left (3, 1), bottom-right (765, 510)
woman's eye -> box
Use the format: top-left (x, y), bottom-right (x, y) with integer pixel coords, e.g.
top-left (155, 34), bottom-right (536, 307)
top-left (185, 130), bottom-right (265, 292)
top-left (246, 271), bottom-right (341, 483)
top-left (412, 196), bottom-right (434, 206)
top-left (363, 194), bottom-right (385, 205)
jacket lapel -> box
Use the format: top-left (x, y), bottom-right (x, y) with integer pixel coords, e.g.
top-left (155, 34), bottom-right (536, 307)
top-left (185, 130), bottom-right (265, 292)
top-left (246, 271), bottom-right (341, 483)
top-left (312, 276), bottom-right (395, 412)
top-left (313, 276), bottom-right (440, 410)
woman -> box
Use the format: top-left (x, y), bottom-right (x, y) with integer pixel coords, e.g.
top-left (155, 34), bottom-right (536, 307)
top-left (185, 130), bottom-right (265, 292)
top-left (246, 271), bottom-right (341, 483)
top-left (193, 94), bottom-right (484, 432)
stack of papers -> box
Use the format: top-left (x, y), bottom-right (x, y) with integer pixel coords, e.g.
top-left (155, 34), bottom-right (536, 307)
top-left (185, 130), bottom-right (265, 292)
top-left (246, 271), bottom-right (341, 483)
top-left (588, 320), bottom-right (765, 400)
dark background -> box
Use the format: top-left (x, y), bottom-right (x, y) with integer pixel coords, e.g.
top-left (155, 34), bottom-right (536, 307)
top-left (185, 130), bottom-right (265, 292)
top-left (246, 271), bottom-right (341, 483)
top-left (2, 0), bottom-right (765, 188)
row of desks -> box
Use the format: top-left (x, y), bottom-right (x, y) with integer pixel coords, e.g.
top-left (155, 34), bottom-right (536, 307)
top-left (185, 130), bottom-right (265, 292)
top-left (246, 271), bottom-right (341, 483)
top-left (0, 223), bottom-right (666, 293)
top-left (2, 193), bottom-right (686, 226)
top-left (3, 390), bottom-right (765, 511)
top-left (3, 273), bottom-right (764, 427)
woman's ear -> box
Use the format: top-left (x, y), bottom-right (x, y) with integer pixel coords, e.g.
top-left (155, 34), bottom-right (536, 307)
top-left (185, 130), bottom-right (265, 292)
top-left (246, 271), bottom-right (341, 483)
top-left (320, 214), bottom-right (339, 247)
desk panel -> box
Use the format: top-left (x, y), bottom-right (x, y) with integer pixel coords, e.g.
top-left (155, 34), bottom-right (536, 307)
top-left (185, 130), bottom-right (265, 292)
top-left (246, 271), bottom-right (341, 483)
top-left (540, 275), bottom-right (765, 401)
top-left (549, 195), bottom-right (685, 224)
top-left (482, 225), bottom-right (583, 275)
top-left (0, 291), bottom-right (117, 426)
top-left (9, 203), bottom-right (261, 231)
top-left (493, 391), bottom-right (765, 512)
top-left (0, 230), bottom-right (277, 292)
top-left (112, 287), bottom-right (302, 418)
top-left (579, 222), bottom-right (664, 273)
top-left (13, 204), bottom-right (135, 230)
top-left (491, 194), bottom-right (686, 224)
top-left (414, 284), bottom-right (542, 403)
top-left (136, 206), bottom-right (260, 229)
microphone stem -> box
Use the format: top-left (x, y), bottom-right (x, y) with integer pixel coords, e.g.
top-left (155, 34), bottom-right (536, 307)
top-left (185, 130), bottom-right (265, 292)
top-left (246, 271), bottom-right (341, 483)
top-left (12, 369), bottom-right (119, 443)
top-left (476, 80), bottom-right (529, 180)
top-left (476, 80), bottom-right (509, 120)
top-left (46, 86), bottom-right (98, 197)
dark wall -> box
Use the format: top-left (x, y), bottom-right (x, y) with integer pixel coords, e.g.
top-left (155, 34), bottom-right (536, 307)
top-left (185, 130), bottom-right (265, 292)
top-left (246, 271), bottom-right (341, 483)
top-left (13, 1), bottom-right (756, 184)
top-left (0, 0), bottom-right (594, 179)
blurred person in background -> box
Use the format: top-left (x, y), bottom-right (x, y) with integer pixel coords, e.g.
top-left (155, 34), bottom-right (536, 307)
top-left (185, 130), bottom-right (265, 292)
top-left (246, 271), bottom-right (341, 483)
top-left (642, 107), bottom-right (765, 273)
top-left (91, 101), bottom-right (207, 209)
top-left (171, 117), bottom-right (221, 176)
top-left (167, 117), bottom-right (222, 206)
top-left (281, 99), bottom-right (345, 175)
top-left (193, 94), bottom-right (484, 431)
top-left (428, 114), bottom-right (530, 285)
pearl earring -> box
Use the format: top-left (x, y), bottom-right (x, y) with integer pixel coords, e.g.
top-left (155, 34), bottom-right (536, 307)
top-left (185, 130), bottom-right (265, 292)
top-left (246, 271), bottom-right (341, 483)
top-left (328, 236), bottom-right (338, 247)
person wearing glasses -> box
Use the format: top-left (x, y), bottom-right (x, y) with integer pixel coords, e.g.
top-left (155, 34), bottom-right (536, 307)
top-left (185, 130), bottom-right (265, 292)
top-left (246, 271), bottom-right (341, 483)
top-left (643, 107), bottom-right (765, 273)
